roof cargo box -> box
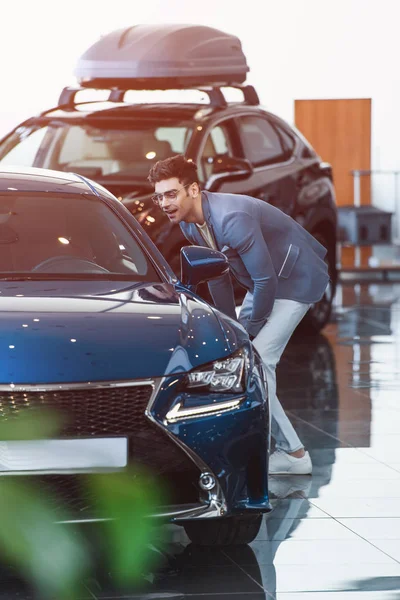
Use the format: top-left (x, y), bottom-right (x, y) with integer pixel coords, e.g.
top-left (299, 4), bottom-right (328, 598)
top-left (74, 24), bottom-right (249, 90)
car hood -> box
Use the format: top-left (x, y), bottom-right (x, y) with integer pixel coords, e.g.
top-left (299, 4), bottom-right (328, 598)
top-left (0, 280), bottom-right (242, 385)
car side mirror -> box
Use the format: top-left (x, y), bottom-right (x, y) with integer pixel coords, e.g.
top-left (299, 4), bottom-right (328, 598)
top-left (180, 246), bottom-right (229, 290)
top-left (205, 156), bottom-right (253, 191)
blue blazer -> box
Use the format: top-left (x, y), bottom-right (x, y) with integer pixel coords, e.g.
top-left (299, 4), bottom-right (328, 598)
top-left (180, 191), bottom-right (330, 337)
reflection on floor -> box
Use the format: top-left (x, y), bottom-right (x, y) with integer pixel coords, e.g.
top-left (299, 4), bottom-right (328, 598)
top-left (2, 282), bottom-right (400, 599)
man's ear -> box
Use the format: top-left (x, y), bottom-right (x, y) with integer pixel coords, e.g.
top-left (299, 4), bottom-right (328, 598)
top-left (191, 182), bottom-right (201, 198)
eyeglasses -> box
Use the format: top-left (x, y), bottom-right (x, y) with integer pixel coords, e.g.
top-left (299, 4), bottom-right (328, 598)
top-left (151, 183), bottom-right (193, 206)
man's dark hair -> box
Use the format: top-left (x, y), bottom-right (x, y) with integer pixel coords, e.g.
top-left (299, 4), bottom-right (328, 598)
top-left (147, 154), bottom-right (199, 186)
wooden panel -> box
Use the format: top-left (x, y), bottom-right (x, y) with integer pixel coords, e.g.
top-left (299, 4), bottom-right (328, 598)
top-left (295, 99), bottom-right (372, 266)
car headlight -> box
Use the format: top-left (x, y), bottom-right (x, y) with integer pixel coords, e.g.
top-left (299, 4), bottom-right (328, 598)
top-left (165, 347), bottom-right (250, 423)
top-left (186, 347), bottom-right (249, 393)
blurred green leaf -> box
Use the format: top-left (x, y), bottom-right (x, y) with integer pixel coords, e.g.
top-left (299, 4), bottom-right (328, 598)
top-left (0, 408), bottom-right (63, 441)
top-left (0, 478), bottom-right (91, 599)
top-left (88, 470), bottom-right (167, 584)
top-left (0, 408), bottom-right (165, 596)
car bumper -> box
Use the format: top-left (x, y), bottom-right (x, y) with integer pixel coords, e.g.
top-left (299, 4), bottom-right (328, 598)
top-left (0, 373), bottom-right (271, 522)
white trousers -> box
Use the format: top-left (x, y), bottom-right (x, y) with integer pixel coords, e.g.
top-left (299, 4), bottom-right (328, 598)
top-left (239, 294), bottom-right (311, 453)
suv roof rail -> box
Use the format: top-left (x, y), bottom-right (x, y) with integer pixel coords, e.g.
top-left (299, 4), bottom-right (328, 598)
top-left (58, 86), bottom-right (85, 107)
top-left (57, 84), bottom-right (260, 109)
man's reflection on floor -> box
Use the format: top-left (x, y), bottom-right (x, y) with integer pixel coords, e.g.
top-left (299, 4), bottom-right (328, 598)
top-left (259, 333), bottom-right (339, 596)
top-left (277, 332), bottom-right (338, 415)
top-left (277, 332), bottom-right (339, 490)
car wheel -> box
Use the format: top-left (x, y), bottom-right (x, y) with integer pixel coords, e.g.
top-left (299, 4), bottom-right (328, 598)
top-left (297, 232), bottom-right (335, 335)
top-left (183, 513), bottom-right (262, 546)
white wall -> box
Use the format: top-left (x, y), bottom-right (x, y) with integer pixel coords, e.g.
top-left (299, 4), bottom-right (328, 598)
top-left (1, 0), bottom-right (399, 231)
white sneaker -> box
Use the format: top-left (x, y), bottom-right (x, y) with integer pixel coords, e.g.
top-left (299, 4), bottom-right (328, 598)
top-left (269, 450), bottom-right (312, 475)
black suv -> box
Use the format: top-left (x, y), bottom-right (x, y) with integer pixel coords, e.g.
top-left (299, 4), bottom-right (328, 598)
top-left (0, 24), bottom-right (337, 333)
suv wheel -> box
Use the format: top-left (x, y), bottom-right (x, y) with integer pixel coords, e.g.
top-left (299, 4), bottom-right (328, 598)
top-left (183, 513), bottom-right (262, 546)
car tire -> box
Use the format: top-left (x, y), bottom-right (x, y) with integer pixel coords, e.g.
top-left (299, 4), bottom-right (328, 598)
top-left (297, 232), bottom-right (335, 335)
top-left (183, 513), bottom-right (262, 546)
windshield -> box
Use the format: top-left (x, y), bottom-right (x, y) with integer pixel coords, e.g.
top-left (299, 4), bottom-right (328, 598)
top-left (0, 120), bottom-right (193, 186)
top-left (0, 191), bottom-right (160, 281)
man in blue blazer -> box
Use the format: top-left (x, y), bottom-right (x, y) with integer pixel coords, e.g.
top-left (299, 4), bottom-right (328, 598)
top-left (148, 155), bottom-right (330, 475)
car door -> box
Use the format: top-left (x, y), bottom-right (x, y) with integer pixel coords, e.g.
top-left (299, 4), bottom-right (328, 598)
top-left (207, 114), bottom-right (298, 216)
top-left (236, 115), bottom-right (299, 215)
top-left (197, 118), bottom-right (244, 186)
top-left (196, 118), bottom-right (250, 302)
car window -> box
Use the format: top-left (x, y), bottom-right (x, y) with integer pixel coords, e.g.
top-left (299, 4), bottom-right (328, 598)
top-left (58, 127), bottom-right (87, 164)
top-left (53, 124), bottom-right (180, 177)
top-left (0, 127), bottom-right (49, 166)
top-left (276, 124), bottom-right (295, 154)
top-left (210, 127), bottom-right (230, 154)
top-left (238, 116), bottom-right (289, 167)
top-left (0, 122), bottom-right (193, 180)
top-left (200, 122), bottom-right (238, 181)
top-left (156, 127), bottom-right (189, 153)
top-left (0, 191), bottom-right (160, 281)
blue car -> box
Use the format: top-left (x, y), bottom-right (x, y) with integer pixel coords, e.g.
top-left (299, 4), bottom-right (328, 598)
top-left (0, 166), bottom-right (270, 546)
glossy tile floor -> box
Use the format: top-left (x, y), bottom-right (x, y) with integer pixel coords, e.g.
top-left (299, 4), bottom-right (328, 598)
top-left (3, 282), bottom-right (400, 599)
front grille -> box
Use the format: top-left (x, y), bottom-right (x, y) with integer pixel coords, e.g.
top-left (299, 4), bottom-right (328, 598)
top-left (0, 383), bottom-right (202, 509)
top-left (0, 384), bottom-right (153, 437)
